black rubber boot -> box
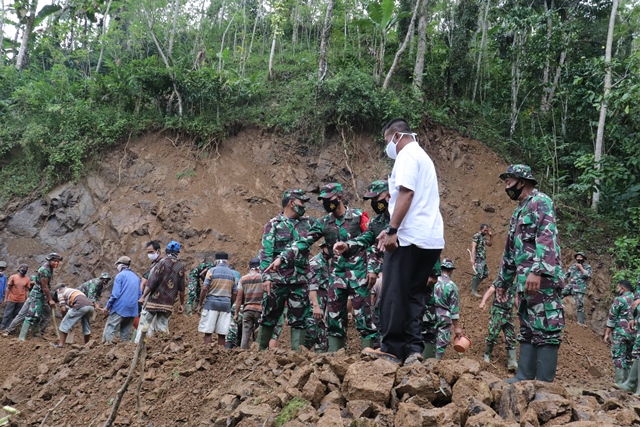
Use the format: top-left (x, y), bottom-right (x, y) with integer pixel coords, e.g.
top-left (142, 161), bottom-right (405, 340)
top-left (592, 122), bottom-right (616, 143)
top-left (505, 343), bottom-right (537, 383)
top-left (257, 325), bottom-right (274, 351)
top-left (535, 345), bottom-right (559, 382)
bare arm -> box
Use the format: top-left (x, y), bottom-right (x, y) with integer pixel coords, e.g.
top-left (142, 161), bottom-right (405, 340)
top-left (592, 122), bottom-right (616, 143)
top-left (479, 286), bottom-right (495, 309)
top-left (470, 241), bottom-right (477, 261)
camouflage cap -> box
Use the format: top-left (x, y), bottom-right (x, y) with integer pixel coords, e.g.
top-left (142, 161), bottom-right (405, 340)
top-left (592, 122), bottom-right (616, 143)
top-left (574, 252), bottom-right (587, 260)
top-left (499, 164), bottom-right (538, 185)
top-left (363, 180), bottom-right (389, 200)
top-left (99, 272), bottom-right (112, 280)
top-left (318, 183), bottom-right (343, 200)
top-left (441, 258), bottom-right (455, 269)
top-left (283, 189), bottom-right (310, 202)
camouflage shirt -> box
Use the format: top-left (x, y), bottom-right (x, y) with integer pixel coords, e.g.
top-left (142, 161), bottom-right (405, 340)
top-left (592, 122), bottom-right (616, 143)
top-left (259, 213), bottom-right (317, 286)
top-left (78, 278), bottom-right (104, 303)
top-left (490, 282), bottom-right (515, 311)
top-left (30, 262), bottom-right (53, 297)
top-left (606, 291), bottom-right (635, 338)
top-left (565, 262), bottom-right (592, 294)
top-left (495, 189), bottom-right (563, 293)
top-left (472, 232), bottom-right (488, 262)
top-left (344, 212), bottom-right (390, 275)
top-left (309, 253), bottom-right (331, 292)
top-left (434, 274), bottom-right (460, 325)
top-left (189, 262), bottom-right (215, 289)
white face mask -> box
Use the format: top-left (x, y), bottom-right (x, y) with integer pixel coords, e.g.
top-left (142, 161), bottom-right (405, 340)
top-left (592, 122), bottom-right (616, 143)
top-left (117, 264), bottom-right (127, 272)
top-left (385, 132), bottom-right (417, 159)
top-left (148, 252), bottom-right (159, 262)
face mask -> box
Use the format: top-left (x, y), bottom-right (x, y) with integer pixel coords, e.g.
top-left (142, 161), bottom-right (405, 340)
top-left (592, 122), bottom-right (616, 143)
top-left (117, 264), bottom-right (127, 272)
top-left (18, 269), bottom-right (27, 275)
top-left (148, 252), bottom-right (159, 261)
top-left (371, 198), bottom-right (388, 214)
top-left (385, 132), bottom-right (417, 159)
top-left (323, 198), bottom-right (339, 213)
top-left (292, 203), bottom-right (306, 217)
top-left (505, 181), bottom-right (524, 201)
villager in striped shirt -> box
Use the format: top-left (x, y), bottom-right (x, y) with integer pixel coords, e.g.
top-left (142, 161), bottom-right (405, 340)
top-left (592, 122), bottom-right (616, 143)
top-left (235, 258), bottom-right (263, 349)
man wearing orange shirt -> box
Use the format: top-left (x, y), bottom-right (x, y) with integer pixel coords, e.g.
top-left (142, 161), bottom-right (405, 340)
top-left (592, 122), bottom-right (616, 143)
top-left (1, 264), bottom-right (30, 330)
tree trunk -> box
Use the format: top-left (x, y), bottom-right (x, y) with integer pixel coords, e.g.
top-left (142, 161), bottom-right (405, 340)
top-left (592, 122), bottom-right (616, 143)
top-left (318, 0), bottom-right (334, 80)
top-left (219, 10), bottom-right (239, 72)
top-left (95, 0), bottom-right (114, 74)
top-left (509, 34), bottom-right (522, 138)
top-left (472, 0), bottom-right (490, 103)
top-left (268, 29), bottom-right (277, 79)
top-left (0, 0), bottom-right (5, 67)
top-left (591, 0), bottom-right (618, 211)
top-left (244, 15), bottom-right (258, 75)
top-left (383, 0), bottom-right (421, 90)
top-left (539, 0), bottom-right (552, 111)
top-left (412, 0), bottom-right (428, 93)
top-left (168, 0), bottom-right (181, 59)
top-left (15, 0), bottom-right (38, 70)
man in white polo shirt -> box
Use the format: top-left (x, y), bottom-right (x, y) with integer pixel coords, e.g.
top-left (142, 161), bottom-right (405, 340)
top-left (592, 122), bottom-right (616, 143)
top-left (364, 118), bottom-right (444, 365)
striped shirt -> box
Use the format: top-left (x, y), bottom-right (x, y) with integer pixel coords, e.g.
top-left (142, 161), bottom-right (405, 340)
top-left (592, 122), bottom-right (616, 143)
top-left (58, 288), bottom-right (92, 309)
top-left (203, 263), bottom-right (238, 299)
top-left (239, 271), bottom-right (263, 311)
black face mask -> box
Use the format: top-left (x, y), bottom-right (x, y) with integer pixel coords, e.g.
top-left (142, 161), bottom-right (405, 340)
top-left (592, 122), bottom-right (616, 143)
top-left (18, 270), bottom-right (27, 276)
top-left (577, 259), bottom-right (584, 264)
top-left (505, 181), bottom-right (524, 201)
top-left (371, 198), bottom-right (388, 215)
top-left (323, 198), bottom-right (339, 213)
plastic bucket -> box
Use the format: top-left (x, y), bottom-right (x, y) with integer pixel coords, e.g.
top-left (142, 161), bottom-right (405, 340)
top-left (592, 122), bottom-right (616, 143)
top-left (453, 335), bottom-right (472, 353)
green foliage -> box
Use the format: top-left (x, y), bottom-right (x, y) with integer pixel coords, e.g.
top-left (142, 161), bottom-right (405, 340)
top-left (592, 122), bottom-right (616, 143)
top-left (610, 207), bottom-right (640, 284)
top-left (275, 397), bottom-right (309, 427)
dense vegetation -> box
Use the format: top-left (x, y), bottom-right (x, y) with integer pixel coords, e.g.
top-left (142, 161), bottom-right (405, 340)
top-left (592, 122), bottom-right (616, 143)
top-left (0, 0), bottom-right (639, 278)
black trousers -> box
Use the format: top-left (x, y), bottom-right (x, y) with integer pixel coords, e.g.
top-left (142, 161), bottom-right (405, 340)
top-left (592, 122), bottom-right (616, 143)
top-left (380, 245), bottom-right (441, 360)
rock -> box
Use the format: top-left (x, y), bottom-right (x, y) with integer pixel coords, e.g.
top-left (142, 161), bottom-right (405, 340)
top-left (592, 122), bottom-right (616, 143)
top-left (328, 355), bottom-right (355, 380)
top-left (394, 402), bottom-right (460, 427)
top-left (282, 421), bottom-right (307, 427)
top-left (63, 349), bottom-right (80, 363)
top-left (7, 201), bottom-right (45, 237)
top-left (341, 358), bottom-right (398, 405)
top-left (394, 368), bottom-right (440, 403)
top-left (319, 368), bottom-right (340, 385)
top-left (613, 408), bottom-right (640, 425)
top-left (347, 400), bottom-right (373, 419)
top-left (84, 339), bottom-right (98, 349)
top-left (601, 398), bottom-right (624, 411)
top-left (37, 363), bottom-right (49, 375)
top-left (466, 412), bottom-right (519, 427)
top-left (289, 365), bottom-right (314, 389)
top-left (484, 205), bottom-right (496, 213)
top-left (351, 418), bottom-right (378, 427)
top-left (316, 403), bottom-right (343, 427)
top-left (451, 373), bottom-right (493, 408)
top-left (320, 390), bottom-right (345, 407)
top-left (301, 373), bottom-right (325, 407)
top-left (561, 422), bottom-right (617, 427)
top-left (499, 382), bottom-right (536, 422)
top-left (2, 374), bottom-right (20, 391)
top-left (219, 394), bottom-right (241, 411)
top-left (434, 358), bottom-right (480, 386)
top-left (233, 401), bottom-right (274, 420)
top-left (463, 397), bottom-right (497, 425)
top-left (527, 391), bottom-right (571, 423)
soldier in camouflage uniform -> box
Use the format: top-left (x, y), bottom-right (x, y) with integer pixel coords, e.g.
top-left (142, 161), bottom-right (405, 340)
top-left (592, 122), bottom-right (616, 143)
top-left (604, 280), bottom-right (635, 386)
top-left (225, 306), bottom-right (242, 349)
top-left (305, 244), bottom-right (331, 352)
top-left (268, 183), bottom-right (373, 352)
top-left (479, 282), bottom-right (518, 371)
top-left (617, 282), bottom-right (640, 394)
top-left (561, 252), bottom-right (592, 325)
top-left (258, 189), bottom-right (315, 351)
top-left (433, 259), bottom-right (463, 359)
top-left (421, 262), bottom-right (440, 359)
top-left (494, 165), bottom-right (565, 383)
top-left (78, 273), bottom-right (111, 308)
top-left (19, 253), bottom-right (63, 341)
top-left (470, 224), bottom-right (492, 297)
top-left (186, 260), bottom-right (215, 315)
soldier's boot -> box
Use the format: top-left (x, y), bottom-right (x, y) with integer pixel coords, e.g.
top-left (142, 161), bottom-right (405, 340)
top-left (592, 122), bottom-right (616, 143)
top-left (535, 345), bottom-right (559, 383)
top-left (360, 337), bottom-right (374, 350)
top-left (507, 349), bottom-right (518, 372)
top-left (224, 342), bottom-right (233, 349)
top-left (634, 362), bottom-right (640, 396)
top-left (422, 343), bottom-right (437, 359)
top-left (18, 320), bottom-right (31, 341)
top-left (483, 344), bottom-right (494, 363)
top-left (471, 278), bottom-right (482, 297)
top-left (185, 303), bottom-right (192, 316)
top-left (257, 325), bottom-right (274, 351)
top-left (505, 343), bottom-right (537, 383)
top-left (32, 320), bottom-right (42, 338)
top-left (617, 359), bottom-right (639, 392)
top-left (614, 368), bottom-right (628, 386)
top-left (577, 311), bottom-right (585, 325)
top-left (328, 336), bottom-right (345, 352)
top-left (290, 329), bottom-right (306, 351)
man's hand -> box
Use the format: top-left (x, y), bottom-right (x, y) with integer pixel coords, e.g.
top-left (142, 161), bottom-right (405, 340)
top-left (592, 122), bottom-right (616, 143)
top-left (312, 304), bottom-right (322, 320)
top-left (138, 297), bottom-right (145, 304)
top-left (48, 299), bottom-right (56, 307)
top-left (366, 273), bottom-right (377, 289)
top-left (495, 287), bottom-right (507, 303)
top-left (333, 242), bottom-right (348, 256)
top-left (576, 263), bottom-right (585, 273)
top-left (525, 273), bottom-right (541, 295)
top-left (604, 331), bottom-right (611, 345)
top-left (454, 327), bottom-right (463, 340)
top-left (177, 305), bottom-right (184, 314)
top-left (233, 313), bottom-right (239, 322)
top-left (631, 320), bottom-right (636, 331)
top-left (479, 301), bottom-right (486, 310)
top-left (263, 280), bottom-right (272, 295)
top-left (264, 258), bottom-right (282, 273)
top-left (376, 230), bottom-right (398, 252)
top-left (196, 305), bottom-right (203, 314)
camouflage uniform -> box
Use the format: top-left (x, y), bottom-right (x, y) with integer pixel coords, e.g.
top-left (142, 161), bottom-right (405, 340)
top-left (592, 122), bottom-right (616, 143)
top-left (434, 273), bottom-right (460, 358)
top-left (271, 310), bottom-right (286, 340)
top-left (259, 190), bottom-right (315, 331)
top-left (25, 263), bottom-right (54, 324)
top-left (305, 252), bottom-right (330, 352)
top-left (561, 260), bottom-right (592, 314)
top-left (281, 192), bottom-right (374, 340)
top-left (187, 262), bottom-right (215, 305)
top-left (78, 278), bottom-right (105, 304)
top-left (472, 232), bottom-right (489, 280)
top-left (606, 291), bottom-right (635, 369)
top-left (422, 283), bottom-right (438, 345)
top-left (226, 312), bottom-right (243, 348)
top-left (485, 283), bottom-right (517, 350)
top-left (494, 185), bottom-right (565, 347)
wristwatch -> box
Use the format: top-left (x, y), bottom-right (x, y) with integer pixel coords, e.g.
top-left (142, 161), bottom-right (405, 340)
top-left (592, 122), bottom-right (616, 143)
top-left (385, 226), bottom-right (398, 235)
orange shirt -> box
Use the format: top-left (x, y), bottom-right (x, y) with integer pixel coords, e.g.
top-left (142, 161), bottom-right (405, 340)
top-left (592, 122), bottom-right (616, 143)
top-left (7, 274), bottom-right (31, 303)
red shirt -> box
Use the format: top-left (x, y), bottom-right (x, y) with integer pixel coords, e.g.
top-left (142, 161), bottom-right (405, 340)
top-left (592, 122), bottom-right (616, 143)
top-left (7, 274), bottom-right (31, 303)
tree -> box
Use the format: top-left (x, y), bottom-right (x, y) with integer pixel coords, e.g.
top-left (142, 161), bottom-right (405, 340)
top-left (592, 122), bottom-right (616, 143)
top-left (318, 0), bottom-right (334, 79)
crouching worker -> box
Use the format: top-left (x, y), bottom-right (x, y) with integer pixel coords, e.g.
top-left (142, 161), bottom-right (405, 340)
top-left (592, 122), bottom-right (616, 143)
top-left (52, 284), bottom-right (95, 348)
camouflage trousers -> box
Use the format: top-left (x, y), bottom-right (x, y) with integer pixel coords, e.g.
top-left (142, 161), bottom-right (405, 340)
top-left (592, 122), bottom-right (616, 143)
top-left (259, 284), bottom-right (310, 330)
top-left (305, 288), bottom-right (328, 351)
top-left (435, 320), bottom-right (451, 358)
top-left (25, 292), bottom-right (47, 324)
top-left (611, 332), bottom-right (634, 369)
top-left (631, 331), bottom-right (640, 360)
top-left (187, 282), bottom-right (201, 305)
top-left (225, 313), bottom-right (243, 348)
top-left (327, 282), bottom-right (376, 339)
top-left (272, 310), bottom-right (286, 340)
top-left (485, 306), bottom-right (517, 350)
top-left (561, 287), bottom-right (585, 314)
top-left (473, 260), bottom-right (489, 280)
top-left (517, 288), bottom-right (565, 346)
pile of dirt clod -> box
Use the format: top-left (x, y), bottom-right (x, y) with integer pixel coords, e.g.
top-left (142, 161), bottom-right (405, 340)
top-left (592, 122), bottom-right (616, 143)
top-left (1, 325), bottom-right (637, 427)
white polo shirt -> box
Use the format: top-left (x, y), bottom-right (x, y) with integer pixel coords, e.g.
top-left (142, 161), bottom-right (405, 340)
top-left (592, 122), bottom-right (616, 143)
top-left (388, 141), bottom-right (445, 249)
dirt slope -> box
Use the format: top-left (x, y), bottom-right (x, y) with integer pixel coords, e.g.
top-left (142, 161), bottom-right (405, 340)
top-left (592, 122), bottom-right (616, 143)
top-left (0, 123), bottom-right (621, 425)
